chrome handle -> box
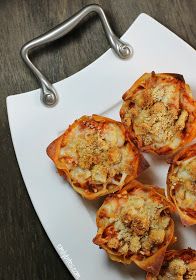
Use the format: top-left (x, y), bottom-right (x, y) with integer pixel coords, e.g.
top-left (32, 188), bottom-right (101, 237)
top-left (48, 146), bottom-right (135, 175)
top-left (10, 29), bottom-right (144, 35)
top-left (21, 4), bottom-right (132, 107)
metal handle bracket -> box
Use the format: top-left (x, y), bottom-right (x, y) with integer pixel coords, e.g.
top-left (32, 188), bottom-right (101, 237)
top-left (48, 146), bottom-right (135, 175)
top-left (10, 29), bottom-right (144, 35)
top-left (21, 4), bottom-right (133, 107)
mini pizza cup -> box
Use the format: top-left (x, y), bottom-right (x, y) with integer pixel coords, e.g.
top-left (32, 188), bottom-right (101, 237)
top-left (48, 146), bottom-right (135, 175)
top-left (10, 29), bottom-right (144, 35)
top-left (146, 248), bottom-right (196, 279)
top-left (167, 143), bottom-right (196, 226)
top-left (120, 72), bottom-right (196, 155)
top-left (93, 180), bottom-right (176, 275)
top-left (47, 115), bottom-right (148, 200)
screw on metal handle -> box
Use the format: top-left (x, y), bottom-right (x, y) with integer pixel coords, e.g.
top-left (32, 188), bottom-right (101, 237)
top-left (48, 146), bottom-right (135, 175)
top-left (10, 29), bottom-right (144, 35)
top-left (21, 4), bottom-right (132, 107)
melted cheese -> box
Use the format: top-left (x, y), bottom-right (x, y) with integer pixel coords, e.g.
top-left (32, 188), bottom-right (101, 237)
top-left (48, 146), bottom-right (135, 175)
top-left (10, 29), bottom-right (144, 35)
top-left (102, 123), bottom-right (125, 147)
top-left (153, 256), bottom-right (196, 280)
top-left (59, 117), bottom-right (136, 192)
top-left (70, 167), bottom-right (91, 184)
top-left (132, 82), bottom-right (186, 147)
top-left (172, 156), bottom-right (196, 211)
top-left (121, 73), bottom-right (195, 153)
top-left (100, 189), bottom-right (171, 257)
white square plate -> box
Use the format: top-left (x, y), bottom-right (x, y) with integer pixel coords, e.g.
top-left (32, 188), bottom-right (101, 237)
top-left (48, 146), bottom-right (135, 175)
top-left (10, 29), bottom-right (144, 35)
top-left (7, 13), bottom-right (196, 280)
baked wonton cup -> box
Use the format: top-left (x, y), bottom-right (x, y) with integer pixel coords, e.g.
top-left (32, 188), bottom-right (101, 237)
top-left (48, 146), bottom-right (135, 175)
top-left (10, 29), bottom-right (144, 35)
top-left (146, 248), bottom-right (196, 279)
top-left (47, 115), bottom-right (148, 200)
top-left (93, 180), bottom-right (176, 275)
top-left (167, 143), bottom-right (196, 226)
top-left (120, 72), bottom-right (196, 155)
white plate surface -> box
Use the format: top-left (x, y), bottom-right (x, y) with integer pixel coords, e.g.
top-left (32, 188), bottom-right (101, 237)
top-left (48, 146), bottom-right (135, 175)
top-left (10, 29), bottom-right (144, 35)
top-left (7, 13), bottom-right (196, 280)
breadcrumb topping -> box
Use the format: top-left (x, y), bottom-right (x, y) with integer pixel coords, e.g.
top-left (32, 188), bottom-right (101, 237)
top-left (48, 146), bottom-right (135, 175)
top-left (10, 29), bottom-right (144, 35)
top-left (169, 156), bottom-right (196, 213)
top-left (120, 73), bottom-right (196, 153)
top-left (59, 117), bottom-right (136, 192)
top-left (152, 254), bottom-right (196, 280)
top-left (130, 78), bottom-right (187, 146)
top-left (102, 189), bottom-right (171, 257)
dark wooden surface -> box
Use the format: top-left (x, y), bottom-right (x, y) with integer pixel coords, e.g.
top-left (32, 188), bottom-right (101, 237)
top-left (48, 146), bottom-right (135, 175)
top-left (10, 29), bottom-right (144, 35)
top-left (0, 0), bottom-right (195, 279)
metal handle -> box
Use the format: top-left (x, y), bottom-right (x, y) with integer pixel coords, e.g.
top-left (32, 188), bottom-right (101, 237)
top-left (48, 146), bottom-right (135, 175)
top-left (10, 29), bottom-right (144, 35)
top-left (21, 4), bottom-right (132, 107)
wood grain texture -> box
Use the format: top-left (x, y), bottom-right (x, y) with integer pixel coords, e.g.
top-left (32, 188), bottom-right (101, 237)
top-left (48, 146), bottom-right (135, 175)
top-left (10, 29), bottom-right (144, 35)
top-left (0, 0), bottom-right (195, 279)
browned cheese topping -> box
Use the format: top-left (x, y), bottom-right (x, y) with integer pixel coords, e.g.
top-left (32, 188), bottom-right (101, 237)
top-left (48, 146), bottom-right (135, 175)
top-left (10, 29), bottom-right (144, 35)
top-left (58, 118), bottom-right (136, 192)
top-left (121, 74), bottom-right (194, 150)
top-left (150, 255), bottom-right (196, 280)
top-left (169, 156), bottom-right (196, 213)
top-left (99, 188), bottom-right (171, 258)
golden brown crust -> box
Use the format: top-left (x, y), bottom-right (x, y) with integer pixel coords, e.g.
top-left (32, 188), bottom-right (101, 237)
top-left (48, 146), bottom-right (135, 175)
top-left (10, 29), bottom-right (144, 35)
top-left (93, 180), bottom-right (175, 275)
top-left (167, 144), bottom-right (196, 226)
top-left (47, 115), bottom-right (148, 200)
top-left (120, 72), bottom-right (196, 155)
top-left (146, 248), bottom-right (196, 279)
